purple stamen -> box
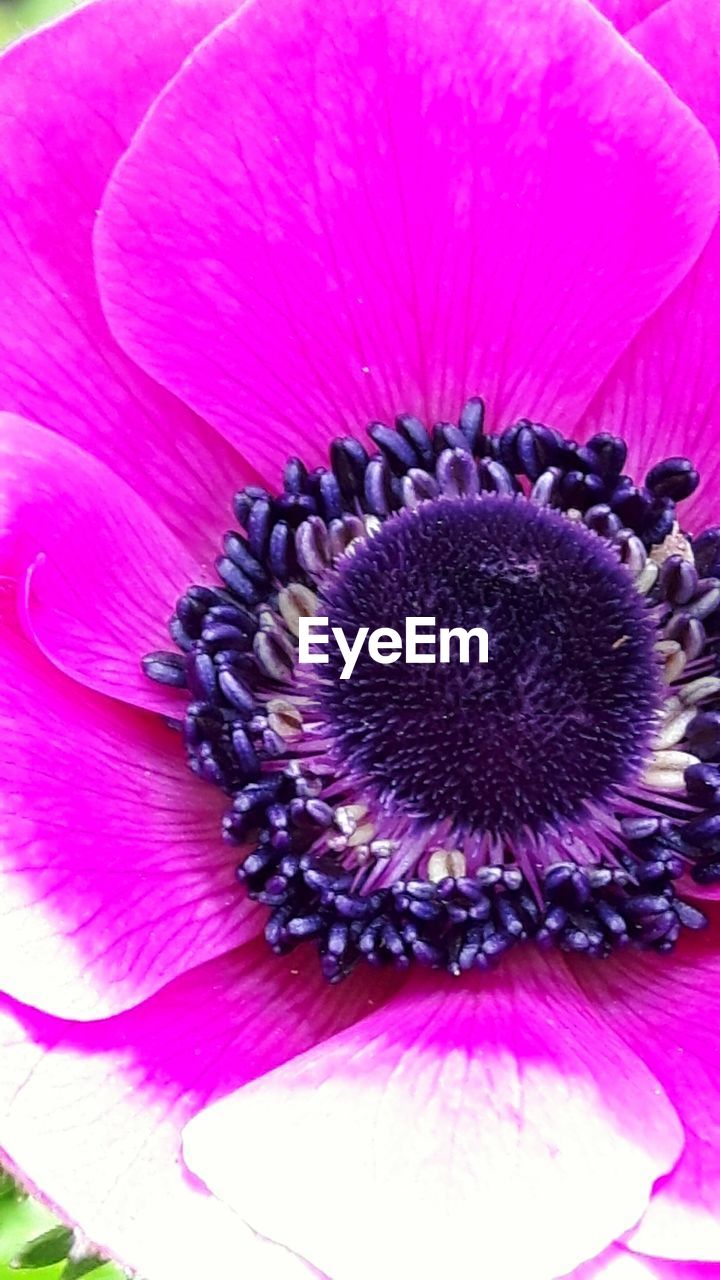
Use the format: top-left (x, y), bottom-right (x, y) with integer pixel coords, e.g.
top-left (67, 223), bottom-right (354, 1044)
top-left (144, 398), bottom-right (720, 981)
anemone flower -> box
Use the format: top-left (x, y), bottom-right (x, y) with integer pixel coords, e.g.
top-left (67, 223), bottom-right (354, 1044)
top-left (1, 1), bottom-right (720, 1279)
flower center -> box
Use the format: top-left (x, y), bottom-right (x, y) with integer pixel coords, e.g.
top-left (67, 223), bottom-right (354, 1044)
top-left (145, 400), bottom-right (720, 981)
top-left (317, 495), bottom-right (658, 837)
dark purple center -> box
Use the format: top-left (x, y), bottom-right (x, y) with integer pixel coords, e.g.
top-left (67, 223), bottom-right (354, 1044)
top-left (318, 494), bottom-right (659, 836)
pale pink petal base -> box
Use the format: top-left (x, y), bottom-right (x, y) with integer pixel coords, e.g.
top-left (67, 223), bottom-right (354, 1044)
top-left (0, 587), bottom-right (261, 1018)
top-left (0, 941), bottom-right (398, 1280)
top-left (185, 952), bottom-right (682, 1280)
top-left (97, 0), bottom-right (720, 482)
top-left (568, 1245), bottom-right (720, 1279)
top-left (0, 0), bottom-right (250, 562)
top-left (574, 922), bottom-right (720, 1263)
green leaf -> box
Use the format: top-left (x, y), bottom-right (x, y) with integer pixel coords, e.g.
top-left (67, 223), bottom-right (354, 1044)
top-left (0, 1197), bottom-right (59, 1269)
top-left (11, 1227), bottom-right (73, 1270)
top-left (0, 1175), bottom-right (17, 1203)
top-left (61, 1256), bottom-right (105, 1280)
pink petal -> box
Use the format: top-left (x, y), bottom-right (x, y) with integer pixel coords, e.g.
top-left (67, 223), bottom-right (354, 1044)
top-left (683, 871), bottom-right (720, 904)
top-left (0, 414), bottom-right (197, 715)
top-left (590, 1), bottom-right (668, 34)
top-left (0, 942), bottom-right (396, 1280)
top-left (96, 0), bottom-right (719, 481)
top-left (184, 951), bottom-right (683, 1280)
top-left (573, 920), bottom-right (720, 1263)
top-left (0, 585), bottom-right (261, 1019)
top-left (0, 0), bottom-right (251, 560)
top-left (568, 1245), bottom-right (720, 1279)
top-left (578, 0), bottom-right (720, 534)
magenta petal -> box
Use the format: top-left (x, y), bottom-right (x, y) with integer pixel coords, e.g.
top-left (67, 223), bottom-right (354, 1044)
top-left (97, 0), bottom-right (719, 481)
top-left (574, 924), bottom-right (720, 1263)
top-left (0, 414), bottom-right (199, 714)
top-left (0, 0), bottom-right (250, 560)
top-left (590, 1), bottom-right (668, 34)
top-left (184, 953), bottom-right (682, 1280)
top-left (0, 589), bottom-right (261, 1019)
top-left (0, 942), bottom-right (394, 1280)
top-left (578, 0), bottom-right (720, 533)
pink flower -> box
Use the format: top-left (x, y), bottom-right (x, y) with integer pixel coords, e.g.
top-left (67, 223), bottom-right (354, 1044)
top-left (1, 0), bottom-right (720, 1278)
